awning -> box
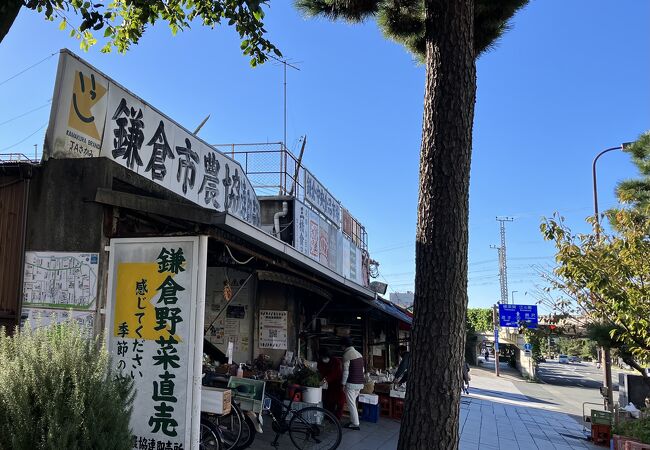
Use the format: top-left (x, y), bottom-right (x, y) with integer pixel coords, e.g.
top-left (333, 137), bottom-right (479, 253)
top-left (256, 270), bottom-right (333, 300)
top-left (360, 296), bottom-right (413, 325)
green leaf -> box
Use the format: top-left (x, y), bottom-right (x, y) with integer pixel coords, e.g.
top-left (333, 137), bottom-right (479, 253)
top-left (59, 19), bottom-right (67, 31)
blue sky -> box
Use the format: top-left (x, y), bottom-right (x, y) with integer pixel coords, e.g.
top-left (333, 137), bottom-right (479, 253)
top-left (1, 1), bottom-right (648, 310)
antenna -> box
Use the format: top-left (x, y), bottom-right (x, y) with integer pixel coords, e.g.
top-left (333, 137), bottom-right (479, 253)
top-left (270, 55), bottom-right (300, 149)
top-left (193, 115), bottom-right (211, 135)
top-left (289, 135), bottom-right (307, 196)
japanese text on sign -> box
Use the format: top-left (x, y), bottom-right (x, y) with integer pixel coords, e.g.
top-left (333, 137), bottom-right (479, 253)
top-left (259, 310), bottom-right (288, 350)
top-left (304, 170), bottom-right (341, 227)
top-left (498, 304), bottom-right (538, 329)
top-left (108, 237), bottom-right (202, 450)
top-left (46, 50), bottom-right (260, 227)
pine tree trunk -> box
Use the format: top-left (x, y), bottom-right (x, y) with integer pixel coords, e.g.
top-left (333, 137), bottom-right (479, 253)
top-left (0, 1), bottom-right (22, 45)
top-left (397, 0), bottom-right (475, 448)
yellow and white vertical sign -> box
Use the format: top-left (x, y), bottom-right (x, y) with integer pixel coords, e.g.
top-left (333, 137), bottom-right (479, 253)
top-left (105, 236), bottom-right (207, 450)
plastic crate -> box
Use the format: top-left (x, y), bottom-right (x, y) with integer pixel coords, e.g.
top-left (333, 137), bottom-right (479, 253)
top-left (391, 398), bottom-right (404, 421)
top-left (590, 409), bottom-right (612, 425)
top-left (625, 443), bottom-right (650, 450)
top-left (360, 403), bottom-right (380, 423)
top-left (591, 423), bottom-right (611, 446)
top-left (378, 394), bottom-right (392, 417)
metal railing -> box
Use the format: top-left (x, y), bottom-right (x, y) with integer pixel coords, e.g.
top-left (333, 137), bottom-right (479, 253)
top-left (214, 142), bottom-right (368, 251)
top-left (0, 153), bottom-right (38, 164)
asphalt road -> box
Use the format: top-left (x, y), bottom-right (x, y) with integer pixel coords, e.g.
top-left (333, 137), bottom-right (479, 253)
top-left (515, 359), bottom-right (624, 422)
top-left (537, 360), bottom-right (618, 389)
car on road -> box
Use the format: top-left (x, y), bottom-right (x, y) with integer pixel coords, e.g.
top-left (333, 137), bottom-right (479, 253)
top-left (569, 356), bottom-right (581, 363)
top-left (559, 354), bottom-right (569, 364)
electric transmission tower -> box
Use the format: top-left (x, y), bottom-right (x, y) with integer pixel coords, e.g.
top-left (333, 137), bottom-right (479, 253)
top-left (490, 217), bottom-right (514, 304)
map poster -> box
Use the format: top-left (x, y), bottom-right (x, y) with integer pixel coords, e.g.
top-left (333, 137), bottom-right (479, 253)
top-left (23, 251), bottom-right (99, 310)
top-left (259, 310), bottom-right (288, 350)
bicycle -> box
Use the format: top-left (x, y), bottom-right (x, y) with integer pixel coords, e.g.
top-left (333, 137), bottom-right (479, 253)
top-left (263, 387), bottom-right (342, 450)
top-left (200, 412), bottom-right (224, 450)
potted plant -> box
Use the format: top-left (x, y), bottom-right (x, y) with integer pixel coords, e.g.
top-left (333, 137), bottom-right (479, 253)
top-left (288, 367), bottom-right (323, 403)
top-left (613, 416), bottom-right (650, 449)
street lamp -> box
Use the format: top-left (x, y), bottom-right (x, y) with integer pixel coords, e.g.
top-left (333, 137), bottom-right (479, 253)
top-left (511, 290), bottom-right (518, 304)
top-left (591, 142), bottom-right (632, 411)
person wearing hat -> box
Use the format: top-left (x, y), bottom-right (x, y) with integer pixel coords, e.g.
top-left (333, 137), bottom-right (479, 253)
top-left (341, 337), bottom-right (364, 430)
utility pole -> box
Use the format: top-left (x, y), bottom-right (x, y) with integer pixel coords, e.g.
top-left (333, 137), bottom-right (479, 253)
top-left (493, 304), bottom-right (500, 377)
top-left (591, 145), bottom-right (630, 411)
top-left (494, 217), bottom-right (514, 304)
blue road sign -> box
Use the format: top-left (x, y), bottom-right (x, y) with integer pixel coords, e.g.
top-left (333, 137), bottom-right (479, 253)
top-left (524, 343), bottom-right (532, 351)
top-left (494, 328), bottom-right (499, 351)
top-left (499, 304), bottom-right (538, 329)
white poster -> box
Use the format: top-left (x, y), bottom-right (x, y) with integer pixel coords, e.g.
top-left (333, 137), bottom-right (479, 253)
top-left (22, 307), bottom-right (95, 336)
top-left (105, 236), bottom-right (207, 450)
top-left (293, 199), bottom-right (311, 256)
top-left (308, 209), bottom-right (320, 261)
top-left (46, 50), bottom-right (260, 227)
top-left (23, 251), bottom-right (99, 310)
top-left (203, 267), bottom-right (252, 362)
top-left (259, 310), bottom-right (288, 350)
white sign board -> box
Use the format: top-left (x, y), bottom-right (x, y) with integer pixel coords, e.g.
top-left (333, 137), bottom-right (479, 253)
top-left (304, 170), bottom-right (341, 227)
top-left (259, 310), bottom-right (288, 350)
top-left (23, 251), bottom-right (98, 309)
top-left (45, 50), bottom-right (260, 227)
top-left (105, 236), bottom-right (207, 449)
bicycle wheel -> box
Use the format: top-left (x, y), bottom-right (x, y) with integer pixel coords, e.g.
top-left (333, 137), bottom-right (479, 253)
top-left (288, 407), bottom-right (342, 450)
top-left (215, 403), bottom-right (243, 450)
top-left (200, 417), bottom-right (223, 450)
top-left (234, 412), bottom-right (257, 450)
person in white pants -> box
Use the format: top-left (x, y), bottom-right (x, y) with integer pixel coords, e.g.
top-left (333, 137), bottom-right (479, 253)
top-left (341, 337), bottom-right (365, 430)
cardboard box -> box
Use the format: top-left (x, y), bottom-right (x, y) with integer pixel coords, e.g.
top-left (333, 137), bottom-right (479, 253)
top-left (201, 386), bottom-right (232, 415)
top-left (358, 393), bottom-right (379, 405)
top-left (390, 389), bottom-right (406, 399)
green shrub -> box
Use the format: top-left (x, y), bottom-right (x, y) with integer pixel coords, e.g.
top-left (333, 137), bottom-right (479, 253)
top-left (614, 416), bottom-right (650, 444)
top-left (0, 320), bottom-right (134, 450)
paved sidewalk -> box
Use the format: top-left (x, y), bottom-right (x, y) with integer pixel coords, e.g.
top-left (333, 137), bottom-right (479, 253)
top-left (247, 366), bottom-right (598, 450)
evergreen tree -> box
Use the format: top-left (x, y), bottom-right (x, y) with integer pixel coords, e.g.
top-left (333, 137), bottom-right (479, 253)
top-left (295, 1), bottom-right (528, 448)
top-left (616, 131), bottom-right (650, 210)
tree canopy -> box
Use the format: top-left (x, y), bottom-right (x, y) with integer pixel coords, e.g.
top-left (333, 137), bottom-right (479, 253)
top-left (616, 131), bottom-right (650, 210)
top-left (541, 131), bottom-right (650, 379)
top-left (0, 0), bottom-right (280, 66)
top-left (466, 307), bottom-right (493, 333)
top-left (295, 0), bottom-right (528, 61)
top-left (541, 211), bottom-right (650, 363)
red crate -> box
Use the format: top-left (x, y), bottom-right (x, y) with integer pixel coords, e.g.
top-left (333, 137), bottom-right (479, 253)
top-left (613, 435), bottom-right (644, 450)
top-left (591, 424), bottom-right (611, 446)
top-left (625, 442), bottom-right (650, 450)
top-left (391, 398), bottom-right (404, 421)
top-left (378, 394), bottom-right (392, 418)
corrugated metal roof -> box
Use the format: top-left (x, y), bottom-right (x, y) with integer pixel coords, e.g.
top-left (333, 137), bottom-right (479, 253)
top-left (0, 171), bottom-right (29, 329)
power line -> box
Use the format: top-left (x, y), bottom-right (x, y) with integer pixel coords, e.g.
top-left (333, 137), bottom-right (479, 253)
top-left (0, 52), bottom-right (57, 87)
top-left (0, 100), bottom-right (52, 127)
top-left (2, 123), bottom-right (47, 152)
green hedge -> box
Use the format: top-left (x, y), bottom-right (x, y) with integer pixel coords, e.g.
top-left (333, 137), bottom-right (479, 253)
top-left (0, 321), bottom-right (134, 450)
